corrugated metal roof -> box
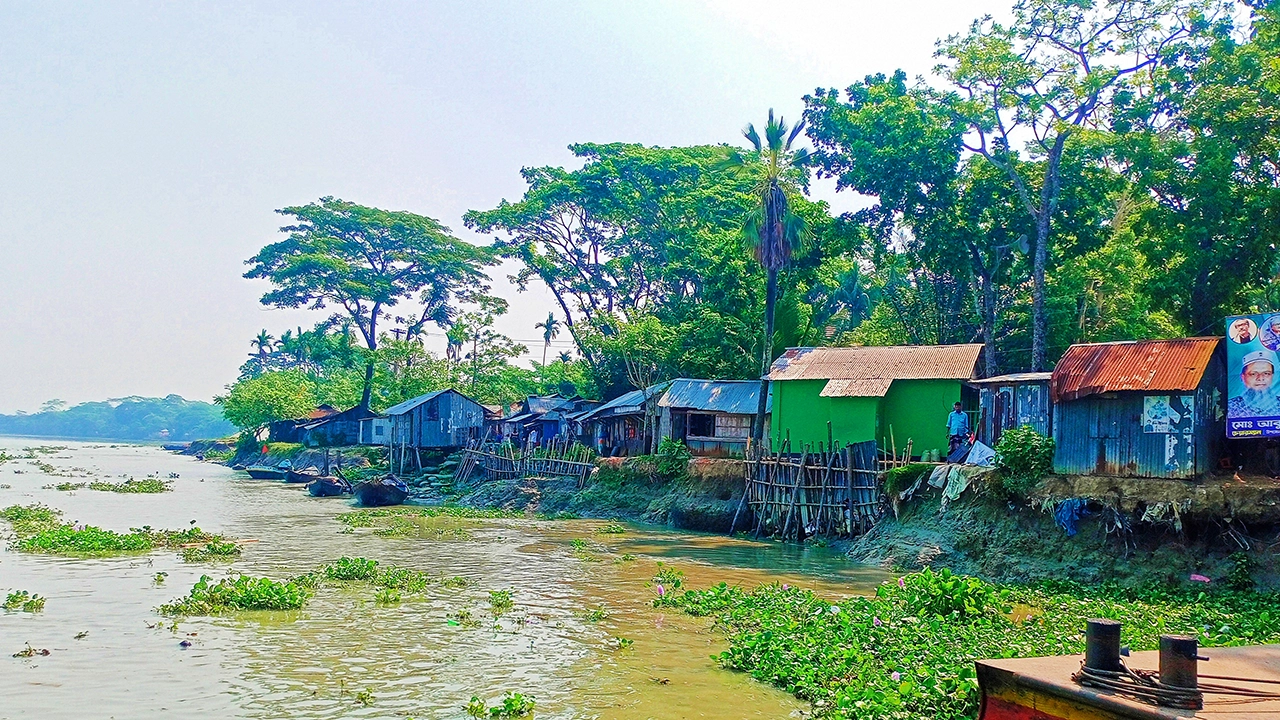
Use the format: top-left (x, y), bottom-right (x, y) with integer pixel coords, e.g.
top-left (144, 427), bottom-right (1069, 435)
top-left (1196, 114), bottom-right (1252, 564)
top-left (969, 372), bottom-right (1053, 385)
top-left (819, 377), bottom-right (894, 397)
top-left (578, 382), bottom-right (670, 422)
top-left (657, 379), bottom-right (770, 414)
top-left (1050, 337), bottom-right (1222, 402)
top-left (768, 344), bottom-right (983, 382)
top-left (526, 396), bottom-right (574, 414)
top-left (379, 388), bottom-right (484, 417)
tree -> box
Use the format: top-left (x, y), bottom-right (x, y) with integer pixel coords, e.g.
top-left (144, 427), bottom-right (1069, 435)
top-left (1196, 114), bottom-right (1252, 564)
top-left (217, 370), bottom-right (319, 431)
top-left (251, 330), bottom-right (275, 358)
top-left (728, 109), bottom-right (811, 446)
top-left (936, 0), bottom-right (1218, 369)
top-left (244, 197), bottom-right (493, 411)
top-left (447, 295), bottom-right (527, 395)
top-left (534, 312), bottom-right (561, 365)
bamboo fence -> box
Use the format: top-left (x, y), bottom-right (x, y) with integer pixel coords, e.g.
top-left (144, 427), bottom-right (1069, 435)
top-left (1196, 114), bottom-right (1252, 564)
top-left (741, 436), bottom-right (882, 541)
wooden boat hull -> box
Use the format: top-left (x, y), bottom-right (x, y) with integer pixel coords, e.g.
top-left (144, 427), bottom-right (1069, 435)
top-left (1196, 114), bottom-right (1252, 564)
top-left (307, 476), bottom-right (351, 497)
top-left (245, 467), bottom-right (287, 480)
top-left (353, 476), bottom-right (409, 507)
top-left (285, 469), bottom-right (319, 484)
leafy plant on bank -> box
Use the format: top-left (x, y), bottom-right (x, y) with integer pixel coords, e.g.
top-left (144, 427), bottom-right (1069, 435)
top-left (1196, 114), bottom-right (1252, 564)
top-left (883, 463), bottom-right (932, 498)
top-left (654, 437), bottom-right (692, 479)
top-left (656, 567), bottom-right (1280, 720)
top-left (993, 426), bottom-right (1055, 497)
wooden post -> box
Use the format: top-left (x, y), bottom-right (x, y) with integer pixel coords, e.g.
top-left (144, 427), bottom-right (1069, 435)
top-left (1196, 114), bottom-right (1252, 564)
top-left (782, 450), bottom-right (807, 542)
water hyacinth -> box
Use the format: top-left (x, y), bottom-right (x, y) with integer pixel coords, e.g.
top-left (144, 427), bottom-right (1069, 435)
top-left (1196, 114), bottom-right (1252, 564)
top-left (653, 567), bottom-right (1280, 720)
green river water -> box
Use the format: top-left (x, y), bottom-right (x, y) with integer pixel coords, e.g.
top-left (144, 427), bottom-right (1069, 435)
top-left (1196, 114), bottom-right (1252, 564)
top-left (0, 440), bottom-right (886, 719)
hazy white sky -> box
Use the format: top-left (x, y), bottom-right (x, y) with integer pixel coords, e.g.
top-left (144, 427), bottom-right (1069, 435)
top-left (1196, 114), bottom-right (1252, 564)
top-left (0, 0), bottom-right (1008, 413)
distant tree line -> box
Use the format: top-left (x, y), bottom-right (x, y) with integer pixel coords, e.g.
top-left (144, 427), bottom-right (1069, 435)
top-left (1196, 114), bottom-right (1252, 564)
top-left (0, 396), bottom-right (234, 441)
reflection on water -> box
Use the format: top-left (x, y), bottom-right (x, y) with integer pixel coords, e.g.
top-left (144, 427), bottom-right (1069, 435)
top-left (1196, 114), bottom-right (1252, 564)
top-left (0, 439), bottom-right (887, 719)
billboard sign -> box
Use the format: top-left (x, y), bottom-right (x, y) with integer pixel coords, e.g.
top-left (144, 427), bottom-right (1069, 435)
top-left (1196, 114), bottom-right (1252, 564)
top-left (1226, 313), bottom-right (1280, 438)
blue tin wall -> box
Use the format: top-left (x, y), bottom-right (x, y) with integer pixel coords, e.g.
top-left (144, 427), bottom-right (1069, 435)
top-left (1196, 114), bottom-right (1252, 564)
top-left (1051, 355), bottom-right (1224, 479)
top-left (978, 381), bottom-right (1052, 445)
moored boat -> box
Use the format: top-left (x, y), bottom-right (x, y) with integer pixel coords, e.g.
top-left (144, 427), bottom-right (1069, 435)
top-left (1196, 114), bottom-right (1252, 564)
top-left (285, 468), bottom-right (319, 484)
top-left (307, 475), bottom-right (351, 497)
top-left (353, 475), bottom-right (409, 507)
top-left (245, 465), bottom-right (288, 480)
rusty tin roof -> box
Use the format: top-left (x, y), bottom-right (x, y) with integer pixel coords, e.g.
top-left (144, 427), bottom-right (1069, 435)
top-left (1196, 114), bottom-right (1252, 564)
top-left (767, 344), bottom-right (984, 383)
top-left (1050, 337), bottom-right (1222, 402)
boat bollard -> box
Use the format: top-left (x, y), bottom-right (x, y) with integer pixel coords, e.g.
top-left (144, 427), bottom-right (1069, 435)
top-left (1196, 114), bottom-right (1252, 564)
top-left (1084, 619), bottom-right (1122, 672)
top-left (1159, 634), bottom-right (1206, 709)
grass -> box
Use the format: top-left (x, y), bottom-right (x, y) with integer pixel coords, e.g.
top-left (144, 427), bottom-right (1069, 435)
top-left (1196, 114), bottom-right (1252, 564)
top-left (1, 503), bottom-right (228, 557)
top-left (657, 567), bottom-right (1280, 720)
top-left (158, 574), bottom-right (312, 615)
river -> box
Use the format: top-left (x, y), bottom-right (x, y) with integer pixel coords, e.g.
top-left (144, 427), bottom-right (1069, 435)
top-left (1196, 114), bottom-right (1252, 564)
top-left (0, 439), bottom-right (886, 719)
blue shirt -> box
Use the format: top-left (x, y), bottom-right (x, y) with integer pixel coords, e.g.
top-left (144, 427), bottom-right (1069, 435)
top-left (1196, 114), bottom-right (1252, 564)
top-left (947, 410), bottom-right (969, 436)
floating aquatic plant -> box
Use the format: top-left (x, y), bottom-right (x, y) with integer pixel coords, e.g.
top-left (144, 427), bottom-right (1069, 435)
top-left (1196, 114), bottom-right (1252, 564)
top-left (158, 574), bottom-right (312, 615)
top-left (87, 478), bottom-right (172, 493)
top-left (1, 504), bottom-right (228, 557)
top-left (596, 522), bottom-right (627, 534)
top-left (12, 643), bottom-right (50, 658)
top-left (489, 589), bottom-right (514, 617)
top-left (3, 590), bottom-right (46, 612)
top-left (466, 692), bottom-right (536, 718)
top-left (180, 540), bottom-right (243, 563)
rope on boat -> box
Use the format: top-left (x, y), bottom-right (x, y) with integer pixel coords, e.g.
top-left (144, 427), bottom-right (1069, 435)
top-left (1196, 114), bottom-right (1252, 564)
top-left (1073, 660), bottom-right (1280, 708)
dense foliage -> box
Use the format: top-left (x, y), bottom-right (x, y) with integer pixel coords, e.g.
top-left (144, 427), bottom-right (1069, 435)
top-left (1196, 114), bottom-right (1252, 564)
top-left (659, 567), bottom-right (1280, 720)
top-left (994, 426), bottom-right (1057, 496)
top-left (0, 395), bottom-right (233, 441)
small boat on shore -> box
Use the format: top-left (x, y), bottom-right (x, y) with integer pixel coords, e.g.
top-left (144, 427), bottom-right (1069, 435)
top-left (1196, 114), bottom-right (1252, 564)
top-left (245, 465), bottom-right (288, 480)
top-left (353, 475), bottom-right (409, 507)
top-left (307, 475), bottom-right (352, 497)
top-left (285, 468), bottom-right (319, 484)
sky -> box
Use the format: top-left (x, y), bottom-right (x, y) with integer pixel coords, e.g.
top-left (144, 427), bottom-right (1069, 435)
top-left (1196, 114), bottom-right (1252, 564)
top-left (0, 0), bottom-right (1009, 413)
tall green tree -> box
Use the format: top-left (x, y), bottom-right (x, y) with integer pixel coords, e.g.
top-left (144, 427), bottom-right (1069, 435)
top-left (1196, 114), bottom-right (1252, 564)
top-left (251, 330), bottom-right (275, 358)
top-left (534, 312), bottom-right (561, 365)
top-left (245, 197), bottom-right (493, 411)
top-left (728, 109), bottom-right (812, 445)
top-left (935, 0), bottom-right (1220, 369)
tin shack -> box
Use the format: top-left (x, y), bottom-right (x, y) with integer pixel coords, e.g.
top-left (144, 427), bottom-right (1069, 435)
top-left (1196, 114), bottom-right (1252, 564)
top-left (382, 388), bottom-right (486, 450)
top-left (656, 379), bottom-right (768, 457)
top-left (1050, 337), bottom-right (1225, 479)
top-left (970, 372), bottom-right (1053, 446)
top-left (577, 382), bottom-right (669, 457)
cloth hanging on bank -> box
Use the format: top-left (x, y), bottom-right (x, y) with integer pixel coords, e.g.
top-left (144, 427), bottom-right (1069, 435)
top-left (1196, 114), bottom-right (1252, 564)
top-left (1053, 498), bottom-right (1090, 536)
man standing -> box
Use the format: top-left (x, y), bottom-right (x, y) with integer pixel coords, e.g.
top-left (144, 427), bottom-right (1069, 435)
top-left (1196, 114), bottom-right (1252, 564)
top-left (946, 402), bottom-right (970, 455)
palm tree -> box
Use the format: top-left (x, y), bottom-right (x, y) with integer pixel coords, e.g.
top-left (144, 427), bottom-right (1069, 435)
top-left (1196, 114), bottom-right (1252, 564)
top-left (251, 329), bottom-right (275, 358)
top-left (730, 109), bottom-right (811, 447)
top-left (534, 312), bottom-right (561, 365)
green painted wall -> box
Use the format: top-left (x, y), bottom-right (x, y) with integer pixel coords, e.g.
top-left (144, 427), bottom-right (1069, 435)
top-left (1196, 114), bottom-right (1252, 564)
top-left (770, 379), bottom-right (879, 449)
top-left (770, 378), bottom-right (963, 455)
top-left (880, 379), bottom-right (962, 458)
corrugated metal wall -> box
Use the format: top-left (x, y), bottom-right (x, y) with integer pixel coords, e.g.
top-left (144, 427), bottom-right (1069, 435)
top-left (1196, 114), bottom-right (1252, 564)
top-left (412, 392), bottom-right (485, 448)
top-left (979, 381), bottom-right (1052, 445)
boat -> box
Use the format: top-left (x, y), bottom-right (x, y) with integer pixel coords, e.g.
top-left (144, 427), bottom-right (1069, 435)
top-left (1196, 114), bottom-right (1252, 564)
top-left (231, 463), bottom-right (247, 471)
top-left (353, 475), bottom-right (409, 507)
top-left (307, 475), bottom-right (351, 497)
top-left (285, 468), bottom-right (319, 484)
top-left (245, 465), bottom-right (288, 480)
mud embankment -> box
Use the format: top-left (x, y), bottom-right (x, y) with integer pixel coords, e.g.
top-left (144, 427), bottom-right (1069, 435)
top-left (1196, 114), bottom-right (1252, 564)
top-left (454, 456), bottom-right (748, 533)
top-left (849, 472), bottom-right (1280, 590)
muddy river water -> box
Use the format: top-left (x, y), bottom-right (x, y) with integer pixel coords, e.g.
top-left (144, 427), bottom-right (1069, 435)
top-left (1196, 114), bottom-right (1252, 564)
top-left (0, 440), bottom-right (886, 719)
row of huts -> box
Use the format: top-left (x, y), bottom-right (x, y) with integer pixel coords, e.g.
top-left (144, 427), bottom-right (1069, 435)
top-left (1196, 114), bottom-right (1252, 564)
top-left (268, 335), bottom-right (1233, 479)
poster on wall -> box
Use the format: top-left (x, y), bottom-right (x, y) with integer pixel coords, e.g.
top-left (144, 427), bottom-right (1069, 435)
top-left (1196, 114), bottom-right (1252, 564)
top-left (1226, 313), bottom-right (1280, 437)
top-left (1143, 395), bottom-right (1193, 434)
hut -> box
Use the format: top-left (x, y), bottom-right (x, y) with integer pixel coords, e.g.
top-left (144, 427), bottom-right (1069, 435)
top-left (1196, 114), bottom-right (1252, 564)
top-left (382, 389), bottom-right (486, 451)
top-left (577, 382), bottom-right (669, 457)
top-left (767, 344), bottom-right (984, 456)
top-left (656, 379), bottom-right (769, 457)
top-left (1050, 337), bottom-right (1225, 479)
top-left (970, 372), bottom-right (1053, 446)
top-left (268, 404), bottom-right (340, 443)
top-left (296, 405), bottom-right (370, 447)
top-left (496, 395), bottom-right (576, 444)
top-left (358, 416), bottom-right (391, 445)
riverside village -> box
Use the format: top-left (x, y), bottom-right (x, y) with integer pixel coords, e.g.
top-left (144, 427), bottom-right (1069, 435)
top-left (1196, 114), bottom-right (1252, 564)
top-left (4, 2), bottom-right (1280, 719)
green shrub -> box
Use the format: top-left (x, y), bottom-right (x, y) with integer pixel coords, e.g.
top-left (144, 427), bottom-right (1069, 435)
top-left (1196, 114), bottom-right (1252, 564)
top-left (654, 437), bottom-right (692, 479)
top-left (994, 425), bottom-right (1055, 497)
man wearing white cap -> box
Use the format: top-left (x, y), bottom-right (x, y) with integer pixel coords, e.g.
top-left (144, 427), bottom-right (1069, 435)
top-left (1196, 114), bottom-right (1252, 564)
top-left (1229, 348), bottom-right (1280, 417)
